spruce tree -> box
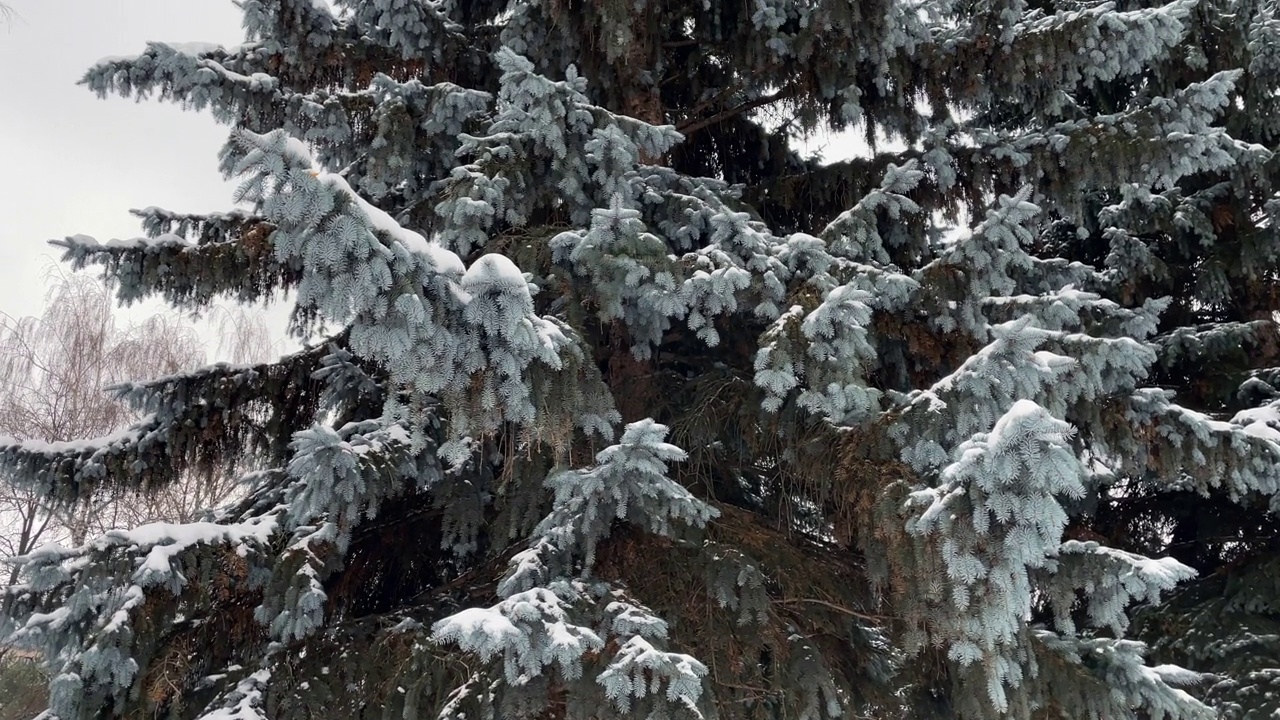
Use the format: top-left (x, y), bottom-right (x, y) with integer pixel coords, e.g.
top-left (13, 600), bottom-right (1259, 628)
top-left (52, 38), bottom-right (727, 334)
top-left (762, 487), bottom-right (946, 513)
top-left (3, 1), bottom-right (1279, 718)
top-left (1026, 0), bottom-right (1280, 714)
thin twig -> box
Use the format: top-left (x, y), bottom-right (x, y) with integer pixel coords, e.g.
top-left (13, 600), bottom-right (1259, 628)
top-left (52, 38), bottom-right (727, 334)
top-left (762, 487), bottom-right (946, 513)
top-left (680, 82), bottom-right (745, 122)
top-left (776, 597), bottom-right (887, 623)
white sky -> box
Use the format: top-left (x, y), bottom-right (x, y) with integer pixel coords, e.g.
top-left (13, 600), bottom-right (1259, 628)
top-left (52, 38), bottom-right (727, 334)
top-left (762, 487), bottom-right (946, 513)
top-left (0, 1), bottom-right (245, 325)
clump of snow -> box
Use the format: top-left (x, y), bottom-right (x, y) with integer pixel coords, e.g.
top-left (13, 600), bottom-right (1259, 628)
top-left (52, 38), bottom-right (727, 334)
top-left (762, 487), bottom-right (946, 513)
top-left (1059, 540), bottom-right (1196, 589)
top-left (105, 233), bottom-right (193, 250)
top-left (282, 136), bottom-right (320, 172)
top-left (156, 41), bottom-right (228, 57)
top-left (54, 234), bottom-right (193, 252)
top-left (199, 59), bottom-right (279, 92)
top-left (2, 415), bottom-right (157, 456)
top-left (22, 606), bottom-right (72, 632)
top-left (92, 54), bottom-right (141, 66)
top-left (202, 669), bottom-right (272, 720)
top-left (986, 399), bottom-right (1070, 447)
top-left (1232, 403), bottom-right (1280, 444)
top-left (101, 586), bottom-right (146, 635)
top-left (119, 519), bottom-right (277, 585)
top-left (432, 607), bottom-right (524, 661)
top-left (1151, 664), bottom-right (1208, 687)
top-left (1171, 403), bottom-right (1238, 434)
top-left (95, 40), bottom-right (250, 73)
top-left (461, 254), bottom-right (530, 296)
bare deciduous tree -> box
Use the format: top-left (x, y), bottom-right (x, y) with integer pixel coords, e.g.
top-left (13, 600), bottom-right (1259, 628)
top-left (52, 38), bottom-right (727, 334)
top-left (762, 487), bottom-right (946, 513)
top-left (0, 275), bottom-right (269, 586)
top-left (211, 302), bottom-right (277, 366)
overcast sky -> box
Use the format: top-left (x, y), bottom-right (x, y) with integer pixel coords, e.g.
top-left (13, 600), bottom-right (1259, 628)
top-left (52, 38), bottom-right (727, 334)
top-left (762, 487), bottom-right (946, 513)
top-left (0, 1), bottom-right (247, 326)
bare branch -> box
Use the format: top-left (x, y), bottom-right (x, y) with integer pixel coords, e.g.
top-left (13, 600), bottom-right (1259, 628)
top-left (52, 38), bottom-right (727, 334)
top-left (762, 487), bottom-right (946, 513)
top-left (675, 86), bottom-right (797, 138)
top-left (0, 274), bottom-right (268, 585)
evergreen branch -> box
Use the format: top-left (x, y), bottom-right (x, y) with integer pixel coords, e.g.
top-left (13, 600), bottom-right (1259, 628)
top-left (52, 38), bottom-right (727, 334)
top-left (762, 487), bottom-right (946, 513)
top-left (51, 228), bottom-right (299, 310)
top-left (0, 344), bottom-right (329, 505)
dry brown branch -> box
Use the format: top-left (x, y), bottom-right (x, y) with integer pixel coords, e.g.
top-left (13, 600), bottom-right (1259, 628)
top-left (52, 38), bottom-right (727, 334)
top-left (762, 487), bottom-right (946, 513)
top-left (774, 598), bottom-right (887, 623)
top-left (676, 87), bottom-right (797, 137)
